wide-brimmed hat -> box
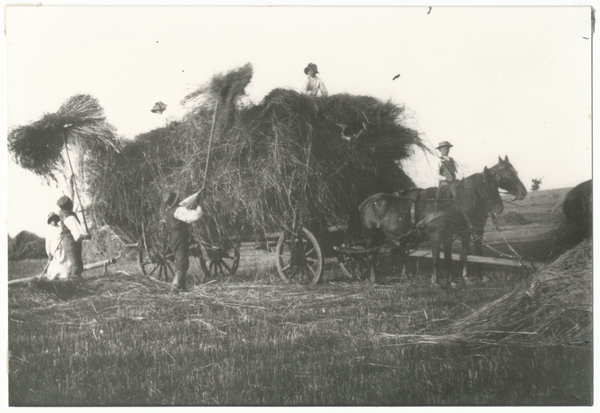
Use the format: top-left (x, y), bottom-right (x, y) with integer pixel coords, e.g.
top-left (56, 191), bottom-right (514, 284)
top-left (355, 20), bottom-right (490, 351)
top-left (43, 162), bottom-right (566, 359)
top-left (47, 212), bottom-right (60, 225)
top-left (162, 191), bottom-right (180, 209)
top-left (57, 195), bottom-right (73, 210)
top-left (436, 141), bottom-right (453, 149)
top-left (151, 101), bottom-right (167, 114)
top-left (304, 63), bottom-right (319, 75)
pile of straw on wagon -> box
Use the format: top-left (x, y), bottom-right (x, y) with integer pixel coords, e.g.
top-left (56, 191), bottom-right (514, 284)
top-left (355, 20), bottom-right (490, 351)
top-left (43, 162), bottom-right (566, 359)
top-left (85, 63), bottom-right (423, 242)
top-left (8, 63), bottom-right (424, 246)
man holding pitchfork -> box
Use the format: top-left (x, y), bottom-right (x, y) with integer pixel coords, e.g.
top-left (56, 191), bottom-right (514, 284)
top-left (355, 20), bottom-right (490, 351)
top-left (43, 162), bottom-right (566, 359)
top-left (163, 189), bottom-right (204, 292)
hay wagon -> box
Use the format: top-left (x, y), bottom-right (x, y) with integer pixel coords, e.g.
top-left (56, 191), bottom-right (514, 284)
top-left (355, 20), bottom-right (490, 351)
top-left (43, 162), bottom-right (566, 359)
top-left (135, 199), bottom-right (368, 286)
top-left (127, 80), bottom-right (422, 287)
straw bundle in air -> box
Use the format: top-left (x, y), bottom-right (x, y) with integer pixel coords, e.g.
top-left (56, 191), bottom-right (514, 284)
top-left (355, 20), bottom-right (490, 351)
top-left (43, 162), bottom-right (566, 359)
top-left (8, 94), bottom-right (121, 181)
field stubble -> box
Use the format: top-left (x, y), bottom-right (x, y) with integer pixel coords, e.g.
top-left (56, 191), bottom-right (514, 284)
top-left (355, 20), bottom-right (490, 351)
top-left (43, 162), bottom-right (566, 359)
top-left (9, 260), bottom-right (591, 406)
top-left (8, 187), bottom-right (591, 406)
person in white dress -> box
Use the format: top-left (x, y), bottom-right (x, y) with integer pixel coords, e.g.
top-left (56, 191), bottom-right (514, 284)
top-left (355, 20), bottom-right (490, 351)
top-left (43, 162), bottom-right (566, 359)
top-left (43, 212), bottom-right (71, 280)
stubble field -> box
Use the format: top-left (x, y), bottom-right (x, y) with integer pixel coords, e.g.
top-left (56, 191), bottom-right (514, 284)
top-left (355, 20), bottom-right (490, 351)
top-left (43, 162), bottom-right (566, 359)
top-left (7, 187), bottom-right (592, 406)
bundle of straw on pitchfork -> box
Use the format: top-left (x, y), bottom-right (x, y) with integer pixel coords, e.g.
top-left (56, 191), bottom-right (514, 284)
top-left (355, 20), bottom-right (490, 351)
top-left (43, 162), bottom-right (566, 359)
top-left (8, 94), bottom-right (122, 182)
top-left (9, 94), bottom-right (123, 237)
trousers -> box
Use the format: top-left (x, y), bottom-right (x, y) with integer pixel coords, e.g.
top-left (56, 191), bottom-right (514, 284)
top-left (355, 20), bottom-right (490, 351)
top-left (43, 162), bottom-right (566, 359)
top-left (170, 230), bottom-right (189, 288)
top-left (61, 234), bottom-right (84, 277)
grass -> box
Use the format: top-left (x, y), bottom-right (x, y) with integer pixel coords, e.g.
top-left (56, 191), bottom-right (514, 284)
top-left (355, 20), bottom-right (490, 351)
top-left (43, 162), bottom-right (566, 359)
top-left (8, 258), bottom-right (591, 406)
top-left (7, 187), bottom-right (592, 406)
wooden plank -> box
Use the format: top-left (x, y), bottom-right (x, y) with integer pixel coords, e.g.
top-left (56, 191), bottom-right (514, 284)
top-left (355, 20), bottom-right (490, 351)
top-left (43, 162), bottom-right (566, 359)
top-left (8, 257), bottom-right (118, 286)
top-left (408, 249), bottom-right (545, 270)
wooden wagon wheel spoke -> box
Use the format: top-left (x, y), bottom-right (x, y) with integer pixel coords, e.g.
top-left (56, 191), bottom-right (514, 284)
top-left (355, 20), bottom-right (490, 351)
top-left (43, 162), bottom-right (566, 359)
top-left (198, 239), bottom-right (241, 282)
top-left (304, 263), bottom-right (317, 277)
top-left (148, 262), bottom-right (160, 277)
top-left (138, 220), bottom-right (177, 284)
top-left (304, 246), bottom-right (316, 256)
top-left (337, 243), bottom-right (371, 281)
top-left (165, 261), bottom-right (176, 281)
top-left (220, 260), bottom-right (232, 273)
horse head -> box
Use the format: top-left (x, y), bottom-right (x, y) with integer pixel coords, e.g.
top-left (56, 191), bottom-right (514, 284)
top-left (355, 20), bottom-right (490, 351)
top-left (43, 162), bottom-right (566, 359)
top-left (482, 166), bottom-right (504, 217)
top-left (489, 156), bottom-right (527, 201)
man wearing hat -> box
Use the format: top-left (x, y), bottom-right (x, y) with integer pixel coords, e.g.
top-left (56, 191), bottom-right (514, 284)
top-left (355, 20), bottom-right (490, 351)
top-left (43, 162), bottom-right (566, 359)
top-left (163, 189), bottom-right (204, 291)
top-left (434, 141), bottom-right (461, 213)
top-left (44, 212), bottom-right (70, 280)
top-left (304, 63), bottom-right (328, 97)
top-left (56, 196), bottom-right (90, 279)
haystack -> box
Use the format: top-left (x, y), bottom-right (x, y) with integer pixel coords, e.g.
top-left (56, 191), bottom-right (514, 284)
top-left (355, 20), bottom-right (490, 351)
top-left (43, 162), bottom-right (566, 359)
top-left (448, 238), bottom-right (592, 346)
top-left (86, 63), bottom-right (423, 243)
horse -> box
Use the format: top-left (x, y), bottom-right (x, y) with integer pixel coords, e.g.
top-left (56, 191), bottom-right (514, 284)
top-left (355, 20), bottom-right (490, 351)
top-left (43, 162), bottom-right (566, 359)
top-left (563, 179), bottom-right (592, 240)
top-left (359, 156), bottom-right (527, 286)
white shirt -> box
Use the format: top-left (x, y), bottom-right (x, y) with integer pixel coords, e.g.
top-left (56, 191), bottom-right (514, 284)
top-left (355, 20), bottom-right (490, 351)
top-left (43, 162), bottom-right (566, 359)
top-left (63, 215), bottom-right (89, 242)
top-left (305, 75), bottom-right (328, 97)
top-left (174, 205), bottom-right (203, 224)
top-left (174, 192), bottom-right (204, 224)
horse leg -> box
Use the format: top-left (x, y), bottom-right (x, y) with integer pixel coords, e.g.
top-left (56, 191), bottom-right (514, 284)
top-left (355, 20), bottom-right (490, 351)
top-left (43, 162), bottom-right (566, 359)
top-left (430, 232), bottom-right (441, 286)
top-left (401, 248), bottom-right (411, 279)
top-left (460, 230), bottom-right (471, 283)
top-left (442, 232), bottom-right (454, 287)
top-left (364, 228), bottom-right (378, 284)
top-left (473, 229), bottom-right (485, 281)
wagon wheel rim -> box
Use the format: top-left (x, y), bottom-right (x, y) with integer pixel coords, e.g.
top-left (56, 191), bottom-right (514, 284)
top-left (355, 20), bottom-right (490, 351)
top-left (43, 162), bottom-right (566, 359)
top-left (198, 240), bottom-right (241, 282)
top-left (137, 221), bottom-right (174, 283)
top-left (276, 227), bottom-right (323, 284)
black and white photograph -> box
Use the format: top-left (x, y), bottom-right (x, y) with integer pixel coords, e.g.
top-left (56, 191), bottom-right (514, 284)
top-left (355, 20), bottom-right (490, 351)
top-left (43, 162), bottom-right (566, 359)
top-left (3, 3), bottom-right (594, 406)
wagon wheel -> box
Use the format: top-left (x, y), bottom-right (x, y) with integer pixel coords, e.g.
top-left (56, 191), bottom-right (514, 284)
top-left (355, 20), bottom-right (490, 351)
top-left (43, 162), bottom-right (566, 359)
top-left (138, 222), bottom-right (203, 287)
top-left (197, 239), bottom-right (241, 282)
top-left (337, 247), bottom-right (371, 281)
top-left (276, 227), bottom-right (323, 284)
top-left (137, 221), bottom-right (176, 283)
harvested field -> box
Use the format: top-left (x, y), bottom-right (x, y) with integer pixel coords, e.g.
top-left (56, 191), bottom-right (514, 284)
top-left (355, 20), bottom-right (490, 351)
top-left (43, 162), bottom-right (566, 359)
top-left (8, 230), bottom-right (592, 405)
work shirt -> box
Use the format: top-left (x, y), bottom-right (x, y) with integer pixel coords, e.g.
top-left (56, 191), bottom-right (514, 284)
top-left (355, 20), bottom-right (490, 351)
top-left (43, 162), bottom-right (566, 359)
top-left (174, 192), bottom-right (204, 224)
top-left (59, 210), bottom-right (89, 242)
top-left (174, 205), bottom-right (204, 224)
top-left (305, 76), bottom-right (328, 97)
top-left (436, 156), bottom-right (460, 183)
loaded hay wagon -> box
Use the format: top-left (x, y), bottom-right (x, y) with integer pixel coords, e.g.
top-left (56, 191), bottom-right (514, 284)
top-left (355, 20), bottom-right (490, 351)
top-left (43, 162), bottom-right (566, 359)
top-left (87, 64), bottom-right (423, 286)
top-left (86, 65), bottom-right (421, 283)
top-left (7, 64), bottom-right (423, 285)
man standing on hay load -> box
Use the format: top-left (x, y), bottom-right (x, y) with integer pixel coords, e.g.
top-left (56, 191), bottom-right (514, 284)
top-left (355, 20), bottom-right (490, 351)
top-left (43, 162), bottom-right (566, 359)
top-left (163, 190), bottom-right (204, 292)
top-left (304, 63), bottom-right (328, 97)
top-left (434, 141), bottom-right (462, 213)
top-left (56, 196), bottom-right (90, 279)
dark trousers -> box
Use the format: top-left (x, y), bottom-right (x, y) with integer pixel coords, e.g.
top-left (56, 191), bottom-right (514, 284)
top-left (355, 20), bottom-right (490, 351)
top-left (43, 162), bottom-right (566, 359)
top-left (435, 182), bottom-right (458, 211)
top-left (62, 234), bottom-right (83, 277)
top-left (170, 230), bottom-right (189, 288)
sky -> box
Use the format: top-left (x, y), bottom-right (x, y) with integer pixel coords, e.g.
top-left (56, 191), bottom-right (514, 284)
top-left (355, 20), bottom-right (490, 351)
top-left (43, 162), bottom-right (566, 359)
top-left (3, 4), bottom-right (595, 238)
